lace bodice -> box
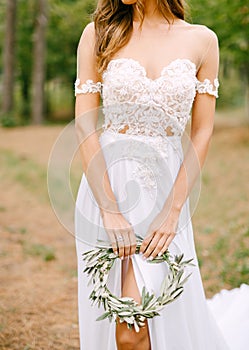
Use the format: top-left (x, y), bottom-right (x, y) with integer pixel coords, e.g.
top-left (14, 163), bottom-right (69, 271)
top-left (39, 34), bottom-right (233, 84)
top-left (75, 58), bottom-right (219, 138)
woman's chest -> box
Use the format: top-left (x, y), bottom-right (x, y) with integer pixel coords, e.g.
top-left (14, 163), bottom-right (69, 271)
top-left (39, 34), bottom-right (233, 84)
top-left (102, 58), bottom-right (198, 107)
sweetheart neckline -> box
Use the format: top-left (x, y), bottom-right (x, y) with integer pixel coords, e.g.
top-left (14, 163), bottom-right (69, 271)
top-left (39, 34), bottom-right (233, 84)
top-left (103, 57), bottom-right (197, 82)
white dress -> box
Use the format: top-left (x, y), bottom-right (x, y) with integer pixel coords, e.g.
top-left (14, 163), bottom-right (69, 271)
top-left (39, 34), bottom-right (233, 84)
top-left (74, 58), bottom-right (249, 349)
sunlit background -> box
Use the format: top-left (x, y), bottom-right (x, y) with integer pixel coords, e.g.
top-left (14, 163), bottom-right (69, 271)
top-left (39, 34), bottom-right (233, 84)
top-left (0, 0), bottom-right (248, 349)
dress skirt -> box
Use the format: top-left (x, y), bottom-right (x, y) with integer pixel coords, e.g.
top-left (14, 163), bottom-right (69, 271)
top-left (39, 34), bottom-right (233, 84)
top-left (75, 130), bottom-right (248, 350)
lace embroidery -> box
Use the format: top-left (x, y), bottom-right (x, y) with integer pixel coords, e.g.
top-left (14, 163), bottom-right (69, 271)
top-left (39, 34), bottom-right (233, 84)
top-left (101, 58), bottom-right (197, 138)
top-left (121, 137), bottom-right (165, 194)
top-left (75, 78), bottom-right (102, 96)
top-left (196, 78), bottom-right (219, 98)
top-left (78, 57), bottom-right (220, 190)
top-left (106, 132), bottom-right (182, 192)
top-left (100, 58), bottom-right (219, 139)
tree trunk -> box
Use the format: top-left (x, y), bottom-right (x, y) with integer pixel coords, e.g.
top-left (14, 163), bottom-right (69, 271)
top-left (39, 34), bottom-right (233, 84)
top-left (31, 0), bottom-right (48, 124)
top-left (2, 0), bottom-right (17, 115)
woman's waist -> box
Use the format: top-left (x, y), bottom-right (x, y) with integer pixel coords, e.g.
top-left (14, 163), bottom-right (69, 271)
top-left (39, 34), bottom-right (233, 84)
top-left (100, 126), bottom-right (182, 144)
top-left (99, 128), bottom-right (183, 161)
top-left (101, 115), bottom-right (186, 138)
top-left (102, 103), bottom-right (189, 138)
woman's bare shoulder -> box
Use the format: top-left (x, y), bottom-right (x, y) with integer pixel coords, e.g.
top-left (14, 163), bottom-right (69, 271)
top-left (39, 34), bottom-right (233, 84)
top-left (186, 22), bottom-right (218, 43)
top-left (79, 22), bottom-right (96, 47)
top-left (83, 22), bottom-right (95, 35)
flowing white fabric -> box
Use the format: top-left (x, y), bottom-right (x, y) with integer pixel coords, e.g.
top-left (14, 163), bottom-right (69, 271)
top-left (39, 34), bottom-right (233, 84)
top-left (75, 58), bottom-right (249, 349)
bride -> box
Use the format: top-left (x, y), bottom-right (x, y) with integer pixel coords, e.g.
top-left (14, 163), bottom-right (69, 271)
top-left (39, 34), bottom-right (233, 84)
top-left (74, 0), bottom-right (249, 349)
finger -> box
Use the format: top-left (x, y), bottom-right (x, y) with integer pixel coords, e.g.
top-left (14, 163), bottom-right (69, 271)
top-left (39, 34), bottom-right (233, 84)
top-left (159, 233), bottom-right (175, 256)
top-left (108, 231), bottom-right (118, 256)
top-left (122, 231), bottom-right (130, 258)
top-left (142, 232), bottom-right (162, 259)
top-left (149, 235), bottom-right (167, 259)
top-left (129, 231), bottom-right (137, 256)
top-left (127, 222), bottom-right (136, 256)
top-left (115, 232), bottom-right (125, 260)
top-left (118, 241), bottom-right (125, 260)
top-left (140, 231), bottom-right (155, 253)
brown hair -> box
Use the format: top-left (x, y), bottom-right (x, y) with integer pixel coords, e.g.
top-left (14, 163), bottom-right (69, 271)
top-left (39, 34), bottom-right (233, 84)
top-left (94, 0), bottom-right (186, 73)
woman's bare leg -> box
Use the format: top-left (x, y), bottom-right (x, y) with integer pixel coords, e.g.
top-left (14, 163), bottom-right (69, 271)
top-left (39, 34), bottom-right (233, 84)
top-left (116, 258), bottom-right (151, 350)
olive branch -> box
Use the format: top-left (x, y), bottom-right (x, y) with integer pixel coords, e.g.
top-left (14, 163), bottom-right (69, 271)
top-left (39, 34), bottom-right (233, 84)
top-left (82, 236), bottom-right (194, 332)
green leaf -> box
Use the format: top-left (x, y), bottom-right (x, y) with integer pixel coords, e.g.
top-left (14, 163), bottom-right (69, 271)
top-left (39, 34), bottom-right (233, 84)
top-left (96, 311), bottom-right (111, 321)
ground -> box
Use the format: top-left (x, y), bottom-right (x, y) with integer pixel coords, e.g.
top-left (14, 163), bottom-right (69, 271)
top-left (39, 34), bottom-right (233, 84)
top-left (0, 110), bottom-right (248, 349)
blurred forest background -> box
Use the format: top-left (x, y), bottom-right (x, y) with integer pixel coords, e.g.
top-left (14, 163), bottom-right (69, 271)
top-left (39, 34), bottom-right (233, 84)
top-left (0, 0), bottom-right (248, 125)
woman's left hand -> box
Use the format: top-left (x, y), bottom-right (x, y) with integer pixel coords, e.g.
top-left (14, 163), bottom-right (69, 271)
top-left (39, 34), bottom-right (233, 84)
top-left (139, 208), bottom-right (180, 260)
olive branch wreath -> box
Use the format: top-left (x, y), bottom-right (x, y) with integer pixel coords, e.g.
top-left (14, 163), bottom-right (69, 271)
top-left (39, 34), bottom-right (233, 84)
top-left (83, 236), bottom-right (194, 332)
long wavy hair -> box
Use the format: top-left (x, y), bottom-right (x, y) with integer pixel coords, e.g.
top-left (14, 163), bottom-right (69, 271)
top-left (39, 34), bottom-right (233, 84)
top-left (94, 0), bottom-right (186, 73)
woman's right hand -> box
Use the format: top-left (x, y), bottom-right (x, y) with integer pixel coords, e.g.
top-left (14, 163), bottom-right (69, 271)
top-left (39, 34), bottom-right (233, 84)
top-left (101, 210), bottom-right (137, 259)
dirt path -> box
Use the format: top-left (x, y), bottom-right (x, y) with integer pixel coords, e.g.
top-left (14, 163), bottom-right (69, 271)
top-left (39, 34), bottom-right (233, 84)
top-left (0, 126), bottom-right (80, 349)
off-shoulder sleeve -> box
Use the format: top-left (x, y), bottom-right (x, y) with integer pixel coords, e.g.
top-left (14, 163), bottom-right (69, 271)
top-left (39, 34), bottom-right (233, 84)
top-left (74, 23), bottom-right (102, 97)
top-left (74, 79), bottom-right (102, 96)
top-left (196, 77), bottom-right (219, 98)
top-left (195, 29), bottom-right (220, 98)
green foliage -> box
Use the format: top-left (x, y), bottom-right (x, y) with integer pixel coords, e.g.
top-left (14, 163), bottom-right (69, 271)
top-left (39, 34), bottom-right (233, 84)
top-left (0, 112), bottom-right (17, 127)
top-left (47, 0), bottom-right (96, 83)
top-left (0, 1), bottom-right (5, 74)
top-left (23, 243), bottom-right (56, 261)
top-left (197, 226), bottom-right (249, 292)
top-left (0, 0), bottom-right (96, 123)
top-left (0, 149), bottom-right (48, 202)
top-left (190, 0), bottom-right (249, 109)
top-left (190, 0), bottom-right (249, 76)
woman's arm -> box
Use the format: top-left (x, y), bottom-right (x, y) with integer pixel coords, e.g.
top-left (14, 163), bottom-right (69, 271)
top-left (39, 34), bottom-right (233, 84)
top-left (75, 23), bottom-right (136, 258)
top-left (75, 24), bottom-right (118, 215)
top-left (140, 29), bottom-right (219, 259)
